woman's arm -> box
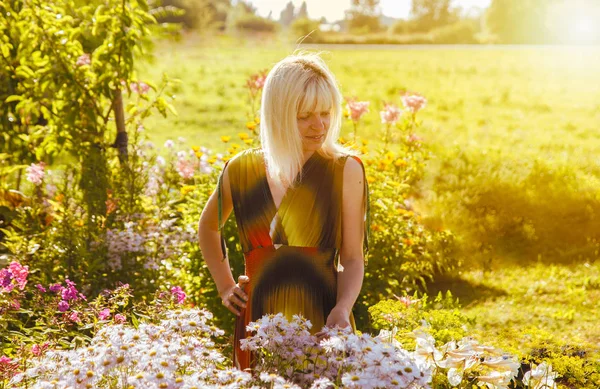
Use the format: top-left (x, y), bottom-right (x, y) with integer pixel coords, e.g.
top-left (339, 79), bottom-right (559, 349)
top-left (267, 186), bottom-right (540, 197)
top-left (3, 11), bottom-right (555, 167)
top-left (322, 156), bottom-right (366, 330)
top-left (198, 163), bottom-right (247, 316)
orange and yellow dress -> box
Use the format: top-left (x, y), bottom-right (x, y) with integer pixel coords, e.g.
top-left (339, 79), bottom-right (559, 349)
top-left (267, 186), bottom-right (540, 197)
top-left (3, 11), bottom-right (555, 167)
top-left (216, 147), bottom-right (370, 371)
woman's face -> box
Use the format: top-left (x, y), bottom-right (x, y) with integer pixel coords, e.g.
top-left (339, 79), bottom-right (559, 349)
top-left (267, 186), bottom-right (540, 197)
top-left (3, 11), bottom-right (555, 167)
top-left (296, 110), bottom-right (331, 152)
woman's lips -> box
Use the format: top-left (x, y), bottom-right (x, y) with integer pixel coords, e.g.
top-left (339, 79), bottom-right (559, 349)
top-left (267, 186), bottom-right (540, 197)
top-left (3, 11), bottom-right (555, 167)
top-left (305, 134), bottom-right (324, 140)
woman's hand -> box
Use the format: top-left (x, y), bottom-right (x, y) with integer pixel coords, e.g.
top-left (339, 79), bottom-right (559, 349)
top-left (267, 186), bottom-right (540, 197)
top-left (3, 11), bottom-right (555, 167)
top-left (315, 305), bottom-right (351, 340)
top-left (220, 275), bottom-right (249, 316)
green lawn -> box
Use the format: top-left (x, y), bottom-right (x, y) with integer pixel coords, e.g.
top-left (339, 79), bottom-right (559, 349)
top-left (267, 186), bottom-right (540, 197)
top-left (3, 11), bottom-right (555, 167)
top-left (139, 35), bottom-right (600, 357)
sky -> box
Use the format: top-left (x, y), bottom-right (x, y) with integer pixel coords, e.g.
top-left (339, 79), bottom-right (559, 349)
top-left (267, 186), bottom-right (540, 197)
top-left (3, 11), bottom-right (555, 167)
top-left (247, 0), bottom-right (493, 22)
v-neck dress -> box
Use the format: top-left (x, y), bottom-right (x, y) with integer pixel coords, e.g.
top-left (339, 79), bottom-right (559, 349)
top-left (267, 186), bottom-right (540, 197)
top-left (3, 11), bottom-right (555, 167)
top-left (216, 147), bottom-right (370, 371)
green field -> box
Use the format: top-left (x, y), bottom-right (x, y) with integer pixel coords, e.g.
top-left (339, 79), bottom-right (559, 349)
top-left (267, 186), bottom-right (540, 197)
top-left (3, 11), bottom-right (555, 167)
top-left (140, 36), bottom-right (600, 355)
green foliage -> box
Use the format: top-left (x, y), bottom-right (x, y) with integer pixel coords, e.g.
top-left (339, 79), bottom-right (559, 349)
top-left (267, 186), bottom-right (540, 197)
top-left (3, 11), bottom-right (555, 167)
top-left (409, 0), bottom-right (458, 33)
top-left (290, 17), bottom-right (322, 43)
top-left (429, 20), bottom-right (479, 44)
top-left (368, 291), bottom-right (471, 349)
top-left (233, 13), bottom-right (279, 33)
top-left (429, 148), bottom-right (600, 264)
top-left (345, 0), bottom-right (382, 34)
top-left (157, 0), bottom-right (229, 31)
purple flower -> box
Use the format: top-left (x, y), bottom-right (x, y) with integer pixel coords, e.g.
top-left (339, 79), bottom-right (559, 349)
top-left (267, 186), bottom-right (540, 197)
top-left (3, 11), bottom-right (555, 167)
top-left (0, 268), bottom-right (12, 290)
top-left (98, 308), bottom-right (110, 320)
top-left (114, 313), bottom-right (126, 324)
top-left (57, 300), bottom-right (69, 312)
top-left (61, 279), bottom-right (85, 301)
top-left (35, 284), bottom-right (47, 292)
top-left (49, 283), bottom-right (63, 293)
top-left (26, 162), bottom-right (46, 185)
top-left (170, 286), bottom-right (186, 304)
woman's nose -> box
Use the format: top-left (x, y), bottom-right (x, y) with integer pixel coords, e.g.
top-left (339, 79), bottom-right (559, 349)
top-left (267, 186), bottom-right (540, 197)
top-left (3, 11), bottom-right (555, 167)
top-left (311, 114), bottom-right (326, 130)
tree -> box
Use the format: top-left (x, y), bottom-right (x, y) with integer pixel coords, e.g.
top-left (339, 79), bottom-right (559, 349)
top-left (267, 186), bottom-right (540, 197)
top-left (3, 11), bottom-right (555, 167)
top-left (157, 0), bottom-right (229, 30)
top-left (296, 1), bottom-right (308, 19)
top-left (410, 0), bottom-right (458, 32)
top-left (485, 0), bottom-right (554, 43)
top-left (279, 1), bottom-right (296, 27)
top-left (279, 2), bottom-right (295, 27)
top-left (344, 0), bottom-right (382, 33)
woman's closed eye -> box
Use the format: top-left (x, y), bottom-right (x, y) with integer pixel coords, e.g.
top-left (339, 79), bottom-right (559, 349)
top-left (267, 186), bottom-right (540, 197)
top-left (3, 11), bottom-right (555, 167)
top-left (298, 112), bottom-right (330, 120)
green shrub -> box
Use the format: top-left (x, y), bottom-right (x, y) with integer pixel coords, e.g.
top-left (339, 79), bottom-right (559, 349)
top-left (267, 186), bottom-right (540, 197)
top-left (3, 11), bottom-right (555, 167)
top-left (428, 148), bottom-right (600, 265)
top-left (233, 14), bottom-right (279, 33)
top-left (290, 17), bottom-right (322, 43)
top-left (430, 20), bottom-right (479, 44)
top-left (368, 291), bottom-right (472, 350)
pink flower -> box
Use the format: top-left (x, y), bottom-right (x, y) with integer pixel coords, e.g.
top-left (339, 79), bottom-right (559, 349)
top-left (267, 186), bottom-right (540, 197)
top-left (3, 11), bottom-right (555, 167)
top-left (176, 159), bottom-right (195, 180)
top-left (408, 134), bottom-right (423, 144)
top-left (114, 313), bottom-right (126, 324)
top-left (170, 286), bottom-right (186, 304)
top-left (26, 162), bottom-right (46, 185)
top-left (131, 81), bottom-right (150, 94)
top-left (35, 284), bottom-right (46, 292)
top-left (398, 296), bottom-right (417, 307)
top-left (98, 308), bottom-right (111, 320)
top-left (380, 103), bottom-right (402, 125)
top-left (164, 139), bottom-right (175, 149)
top-left (61, 279), bottom-right (85, 301)
top-left (0, 355), bottom-right (19, 379)
top-left (0, 261), bottom-right (29, 292)
top-left (31, 344), bottom-right (41, 356)
top-left (401, 94), bottom-right (427, 114)
top-left (247, 71), bottom-right (268, 95)
top-left (346, 99), bottom-right (370, 122)
top-left (69, 311), bottom-right (81, 323)
top-left (76, 53), bottom-right (91, 66)
top-left (8, 262), bottom-right (28, 290)
top-left (57, 300), bottom-right (69, 312)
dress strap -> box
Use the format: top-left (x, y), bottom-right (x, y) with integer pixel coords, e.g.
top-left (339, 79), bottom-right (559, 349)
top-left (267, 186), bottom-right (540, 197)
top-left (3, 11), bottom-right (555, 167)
top-left (217, 159), bottom-right (231, 261)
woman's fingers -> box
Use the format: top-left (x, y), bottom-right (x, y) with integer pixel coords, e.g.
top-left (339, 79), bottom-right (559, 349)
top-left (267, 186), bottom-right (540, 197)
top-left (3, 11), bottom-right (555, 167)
top-left (223, 299), bottom-right (241, 316)
top-left (233, 285), bottom-right (248, 302)
top-left (221, 276), bottom-right (250, 316)
top-left (229, 293), bottom-right (247, 310)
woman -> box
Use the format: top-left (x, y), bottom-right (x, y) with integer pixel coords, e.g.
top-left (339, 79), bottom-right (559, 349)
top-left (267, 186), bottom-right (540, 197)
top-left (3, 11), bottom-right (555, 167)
top-left (198, 52), bottom-right (370, 371)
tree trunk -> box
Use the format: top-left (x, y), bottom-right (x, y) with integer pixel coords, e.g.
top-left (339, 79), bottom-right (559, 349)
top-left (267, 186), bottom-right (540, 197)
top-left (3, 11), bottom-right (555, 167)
top-left (111, 88), bottom-right (128, 163)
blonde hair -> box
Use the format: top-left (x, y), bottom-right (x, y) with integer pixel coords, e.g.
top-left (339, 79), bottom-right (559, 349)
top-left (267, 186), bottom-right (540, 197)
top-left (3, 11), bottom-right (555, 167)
top-left (260, 51), bottom-right (356, 188)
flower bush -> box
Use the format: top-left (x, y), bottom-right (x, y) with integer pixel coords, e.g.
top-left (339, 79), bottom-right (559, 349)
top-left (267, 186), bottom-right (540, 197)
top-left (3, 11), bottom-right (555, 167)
top-left (5, 304), bottom-right (566, 389)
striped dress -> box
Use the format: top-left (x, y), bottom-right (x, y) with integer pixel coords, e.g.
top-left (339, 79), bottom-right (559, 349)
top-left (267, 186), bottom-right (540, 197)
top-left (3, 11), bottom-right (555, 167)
top-left (216, 147), bottom-right (370, 371)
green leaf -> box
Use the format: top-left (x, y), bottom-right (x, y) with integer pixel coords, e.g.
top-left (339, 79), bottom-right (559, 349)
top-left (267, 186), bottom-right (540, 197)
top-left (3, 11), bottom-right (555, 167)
top-left (5, 95), bottom-right (23, 103)
top-left (1, 43), bottom-right (12, 58)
